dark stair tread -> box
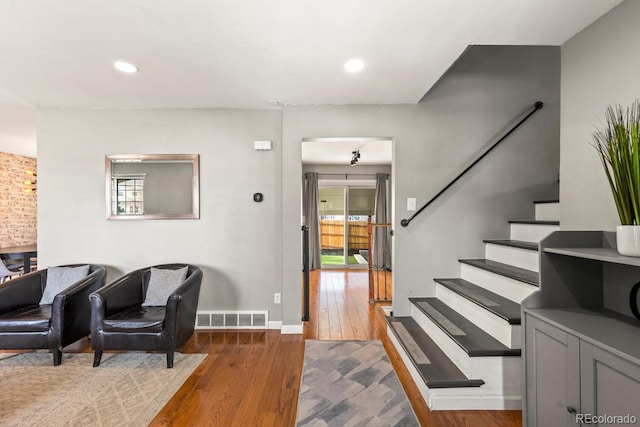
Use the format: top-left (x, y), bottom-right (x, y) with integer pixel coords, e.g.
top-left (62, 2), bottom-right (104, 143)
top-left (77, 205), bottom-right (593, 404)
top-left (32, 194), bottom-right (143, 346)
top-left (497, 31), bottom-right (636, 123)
top-left (409, 298), bottom-right (521, 357)
top-left (386, 316), bottom-right (485, 388)
top-left (508, 219), bottom-right (559, 225)
top-left (434, 278), bottom-right (521, 325)
top-left (533, 199), bottom-right (559, 204)
top-left (483, 239), bottom-right (539, 251)
top-left (459, 258), bottom-right (539, 287)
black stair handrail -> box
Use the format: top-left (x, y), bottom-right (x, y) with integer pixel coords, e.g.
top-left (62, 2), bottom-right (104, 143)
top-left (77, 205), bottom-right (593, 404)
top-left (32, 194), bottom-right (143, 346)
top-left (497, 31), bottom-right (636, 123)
top-left (400, 101), bottom-right (544, 228)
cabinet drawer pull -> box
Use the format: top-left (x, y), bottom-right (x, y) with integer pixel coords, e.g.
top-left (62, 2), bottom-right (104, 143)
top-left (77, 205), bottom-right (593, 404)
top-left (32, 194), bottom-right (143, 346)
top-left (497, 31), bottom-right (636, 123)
top-left (567, 406), bottom-right (577, 414)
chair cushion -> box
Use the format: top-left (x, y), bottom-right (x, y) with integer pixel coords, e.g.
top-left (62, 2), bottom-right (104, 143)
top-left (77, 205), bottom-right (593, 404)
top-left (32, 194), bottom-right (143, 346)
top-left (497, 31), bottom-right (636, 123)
top-left (142, 266), bottom-right (188, 306)
top-left (103, 306), bottom-right (166, 332)
top-left (40, 265), bottom-right (90, 305)
top-left (0, 305), bottom-right (51, 332)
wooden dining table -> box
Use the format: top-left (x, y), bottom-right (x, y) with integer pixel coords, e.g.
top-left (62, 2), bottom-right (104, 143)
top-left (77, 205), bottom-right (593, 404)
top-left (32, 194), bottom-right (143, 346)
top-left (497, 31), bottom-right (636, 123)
top-left (0, 244), bottom-right (37, 273)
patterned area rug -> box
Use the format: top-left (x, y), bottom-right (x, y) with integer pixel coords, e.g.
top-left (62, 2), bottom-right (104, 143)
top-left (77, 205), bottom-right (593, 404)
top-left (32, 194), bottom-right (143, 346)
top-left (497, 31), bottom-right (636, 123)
top-left (296, 340), bottom-right (419, 427)
top-left (0, 352), bottom-right (205, 426)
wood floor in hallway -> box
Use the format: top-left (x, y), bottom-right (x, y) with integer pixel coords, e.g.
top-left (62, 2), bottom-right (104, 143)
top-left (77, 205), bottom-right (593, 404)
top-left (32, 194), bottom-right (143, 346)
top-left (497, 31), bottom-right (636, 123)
top-left (304, 269), bottom-right (382, 340)
top-left (150, 268), bottom-right (522, 426)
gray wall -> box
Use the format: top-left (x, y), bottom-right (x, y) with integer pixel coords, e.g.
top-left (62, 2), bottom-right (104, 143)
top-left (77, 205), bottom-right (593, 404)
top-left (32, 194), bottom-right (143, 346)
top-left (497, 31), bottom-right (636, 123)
top-left (37, 45), bottom-right (560, 327)
top-left (37, 108), bottom-right (285, 321)
top-left (560, 0), bottom-right (639, 230)
top-left (560, 0), bottom-right (640, 316)
top-left (283, 45), bottom-right (561, 317)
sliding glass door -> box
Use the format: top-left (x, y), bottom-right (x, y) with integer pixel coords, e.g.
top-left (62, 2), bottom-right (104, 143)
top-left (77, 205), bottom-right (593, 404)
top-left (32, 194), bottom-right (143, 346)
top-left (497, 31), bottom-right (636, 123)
top-left (319, 186), bottom-right (375, 269)
top-left (347, 188), bottom-right (375, 267)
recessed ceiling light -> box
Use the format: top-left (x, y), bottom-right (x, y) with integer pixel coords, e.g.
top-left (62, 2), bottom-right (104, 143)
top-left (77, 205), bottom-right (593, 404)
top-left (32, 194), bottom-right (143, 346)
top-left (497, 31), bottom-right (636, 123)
top-left (113, 61), bottom-right (139, 74)
top-left (344, 58), bottom-right (364, 73)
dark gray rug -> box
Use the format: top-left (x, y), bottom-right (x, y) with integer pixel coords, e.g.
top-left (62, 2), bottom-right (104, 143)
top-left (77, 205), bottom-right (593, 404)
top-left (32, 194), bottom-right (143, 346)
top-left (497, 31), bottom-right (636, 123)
top-left (296, 340), bottom-right (419, 427)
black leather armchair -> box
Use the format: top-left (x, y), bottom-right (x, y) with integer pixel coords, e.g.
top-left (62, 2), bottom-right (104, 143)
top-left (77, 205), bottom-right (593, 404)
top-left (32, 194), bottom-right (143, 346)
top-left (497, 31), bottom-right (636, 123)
top-left (0, 264), bottom-right (106, 365)
top-left (89, 264), bottom-right (202, 368)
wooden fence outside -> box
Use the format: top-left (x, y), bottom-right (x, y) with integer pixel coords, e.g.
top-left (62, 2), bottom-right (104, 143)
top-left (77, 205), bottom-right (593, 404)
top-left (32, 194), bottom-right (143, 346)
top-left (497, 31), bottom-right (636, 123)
top-left (320, 219), bottom-right (368, 250)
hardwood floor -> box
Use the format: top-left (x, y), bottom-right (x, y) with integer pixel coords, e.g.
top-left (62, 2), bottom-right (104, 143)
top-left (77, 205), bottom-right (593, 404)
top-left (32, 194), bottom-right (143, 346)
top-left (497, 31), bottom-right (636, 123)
top-left (150, 330), bottom-right (304, 426)
top-left (304, 269), bottom-right (381, 340)
top-left (148, 269), bottom-right (523, 426)
top-left (60, 269), bottom-right (521, 426)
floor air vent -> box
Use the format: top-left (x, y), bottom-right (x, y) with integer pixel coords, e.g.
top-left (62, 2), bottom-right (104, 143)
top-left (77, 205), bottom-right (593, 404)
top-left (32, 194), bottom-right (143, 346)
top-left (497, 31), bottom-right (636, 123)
top-left (196, 311), bottom-right (268, 329)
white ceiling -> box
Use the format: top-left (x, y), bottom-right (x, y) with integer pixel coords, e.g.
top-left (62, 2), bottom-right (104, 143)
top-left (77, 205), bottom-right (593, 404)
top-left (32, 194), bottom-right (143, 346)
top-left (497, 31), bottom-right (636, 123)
top-left (0, 0), bottom-right (624, 158)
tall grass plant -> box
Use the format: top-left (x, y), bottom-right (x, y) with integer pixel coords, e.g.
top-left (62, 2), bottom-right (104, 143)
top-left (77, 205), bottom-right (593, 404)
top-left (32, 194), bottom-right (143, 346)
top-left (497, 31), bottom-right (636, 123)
top-left (592, 101), bottom-right (640, 225)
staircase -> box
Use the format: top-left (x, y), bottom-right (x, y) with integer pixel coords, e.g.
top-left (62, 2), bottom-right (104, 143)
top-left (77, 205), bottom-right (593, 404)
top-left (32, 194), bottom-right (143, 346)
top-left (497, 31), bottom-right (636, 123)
top-left (387, 199), bottom-right (559, 410)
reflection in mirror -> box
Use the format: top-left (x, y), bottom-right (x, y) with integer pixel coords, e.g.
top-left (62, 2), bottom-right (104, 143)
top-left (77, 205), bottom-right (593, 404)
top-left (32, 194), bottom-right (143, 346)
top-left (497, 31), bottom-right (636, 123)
top-left (105, 154), bottom-right (199, 220)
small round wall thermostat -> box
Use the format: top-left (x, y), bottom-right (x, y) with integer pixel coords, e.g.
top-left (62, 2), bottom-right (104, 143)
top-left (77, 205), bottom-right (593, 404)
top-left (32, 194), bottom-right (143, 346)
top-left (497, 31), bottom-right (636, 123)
top-left (253, 193), bottom-right (264, 202)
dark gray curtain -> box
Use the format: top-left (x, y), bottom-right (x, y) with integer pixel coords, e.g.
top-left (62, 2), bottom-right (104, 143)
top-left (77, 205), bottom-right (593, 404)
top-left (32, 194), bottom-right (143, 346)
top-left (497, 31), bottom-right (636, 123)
top-left (304, 172), bottom-right (322, 269)
top-left (373, 173), bottom-right (390, 269)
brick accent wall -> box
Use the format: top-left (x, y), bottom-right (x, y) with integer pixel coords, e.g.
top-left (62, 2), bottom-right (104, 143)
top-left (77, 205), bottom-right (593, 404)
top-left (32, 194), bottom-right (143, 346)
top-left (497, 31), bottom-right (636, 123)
top-left (0, 152), bottom-right (37, 247)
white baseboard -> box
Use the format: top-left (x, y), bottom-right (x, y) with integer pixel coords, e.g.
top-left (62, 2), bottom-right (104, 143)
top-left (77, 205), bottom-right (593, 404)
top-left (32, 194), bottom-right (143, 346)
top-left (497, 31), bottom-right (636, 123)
top-left (268, 321), bottom-right (283, 330)
top-left (281, 324), bottom-right (304, 334)
top-left (429, 394), bottom-right (522, 411)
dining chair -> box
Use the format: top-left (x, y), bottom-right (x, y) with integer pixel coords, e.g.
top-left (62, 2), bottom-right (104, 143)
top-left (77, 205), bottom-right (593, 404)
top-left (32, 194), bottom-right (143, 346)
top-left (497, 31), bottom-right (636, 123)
top-left (2, 252), bottom-right (36, 272)
top-left (0, 259), bottom-right (21, 283)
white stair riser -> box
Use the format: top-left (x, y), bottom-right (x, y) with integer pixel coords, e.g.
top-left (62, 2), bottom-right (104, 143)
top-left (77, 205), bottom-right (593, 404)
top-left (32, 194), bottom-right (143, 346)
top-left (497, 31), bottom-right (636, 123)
top-left (534, 202), bottom-right (560, 221)
top-left (485, 243), bottom-right (539, 272)
top-left (460, 264), bottom-right (538, 303)
top-left (435, 284), bottom-right (521, 348)
top-left (509, 223), bottom-right (559, 243)
top-left (410, 304), bottom-right (522, 397)
top-left (388, 327), bottom-right (522, 410)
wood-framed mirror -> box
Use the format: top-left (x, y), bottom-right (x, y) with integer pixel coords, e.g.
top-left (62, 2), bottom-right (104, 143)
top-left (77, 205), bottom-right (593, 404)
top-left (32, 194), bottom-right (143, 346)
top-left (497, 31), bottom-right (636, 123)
top-left (105, 154), bottom-right (200, 220)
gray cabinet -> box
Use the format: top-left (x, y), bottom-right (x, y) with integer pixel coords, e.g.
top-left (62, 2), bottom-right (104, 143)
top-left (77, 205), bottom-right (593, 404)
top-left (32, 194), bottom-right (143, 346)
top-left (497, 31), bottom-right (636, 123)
top-left (524, 314), bottom-right (579, 427)
top-left (522, 231), bottom-right (640, 427)
top-left (525, 312), bottom-right (640, 426)
top-left (580, 341), bottom-right (640, 424)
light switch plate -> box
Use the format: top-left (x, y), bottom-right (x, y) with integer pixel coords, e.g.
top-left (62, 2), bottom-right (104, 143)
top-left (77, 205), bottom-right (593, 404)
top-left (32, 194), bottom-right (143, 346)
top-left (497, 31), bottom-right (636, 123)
top-left (407, 198), bottom-right (417, 211)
